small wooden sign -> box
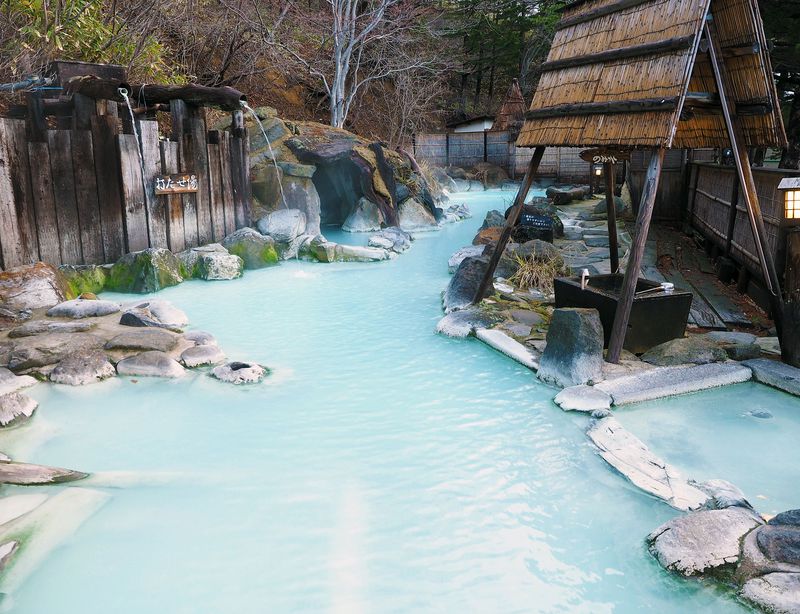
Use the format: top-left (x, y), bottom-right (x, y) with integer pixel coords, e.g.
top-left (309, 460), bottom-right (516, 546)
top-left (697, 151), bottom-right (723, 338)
top-left (154, 173), bottom-right (198, 195)
top-left (579, 148), bottom-right (631, 165)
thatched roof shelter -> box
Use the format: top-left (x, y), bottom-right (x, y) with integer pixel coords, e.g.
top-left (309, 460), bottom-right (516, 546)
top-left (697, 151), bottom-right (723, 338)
top-left (517, 0), bottom-right (787, 149)
top-left (492, 78), bottom-right (527, 134)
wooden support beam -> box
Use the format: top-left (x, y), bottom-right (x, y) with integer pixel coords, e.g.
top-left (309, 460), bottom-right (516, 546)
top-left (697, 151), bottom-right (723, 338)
top-left (725, 177), bottom-right (740, 256)
top-left (705, 21), bottom-right (785, 349)
top-left (526, 97), bottom-right (678, 120)
top-left (472, 146), bottom-right (546, 304)
top-left (540, 36), bottom-right (694, 72)
top-left (556, 0), bottom-right (653, 30)
top-left (604, 162), bottom-right (620, 273)
top-left (607, 148), bottom-right (666, 364)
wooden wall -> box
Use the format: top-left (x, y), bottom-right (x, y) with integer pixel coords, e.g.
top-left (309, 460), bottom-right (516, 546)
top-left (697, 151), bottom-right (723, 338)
top-left (0, 107), bottom-right (250, 270)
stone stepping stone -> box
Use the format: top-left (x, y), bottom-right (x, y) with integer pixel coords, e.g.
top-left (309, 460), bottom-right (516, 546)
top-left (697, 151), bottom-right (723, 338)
top-left (7, 320), bottom-right (95, 338)
top-left (0, 392), bottom-right (37, 427)
top-left (435, 308), bottom-right (501, 339)
top-left (743, 358), bottom-right (800, 397)
top-left (116, 351), bottom-right (185, 378)
top-left (183, 330), bottom-right (217, 346)
top-left (0, 461), bottom-right (87, 485)
top-left (508, 309), bottom-right (544, 327)
top-left (49, 350), bottom-right (115, 386)
top-left (596, 362), bottom-right (753, 405)
top-left (587, 416), bottom-right (708, 511)
top-left (212, 361), bottom-right (267, 384)
top-left (475, 328), bottom-right (538, 370)
top-left (105, 329), bottom-right (179, 353)
top-left (554, 385), bottom-right (612, 412)
top-left (180, 345), bottom-right (225, 368)
top-left (46, 299), bottom-right (120, 319)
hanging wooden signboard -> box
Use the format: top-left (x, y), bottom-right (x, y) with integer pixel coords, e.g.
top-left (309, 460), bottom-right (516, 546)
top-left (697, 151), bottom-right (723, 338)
top-left (154, 173), bottom-right (198, 195)
top-left (579, 148), bottom-right (631, 165)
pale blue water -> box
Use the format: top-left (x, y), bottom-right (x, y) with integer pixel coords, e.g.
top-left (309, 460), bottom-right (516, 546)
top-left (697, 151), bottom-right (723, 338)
top-left (615, 383), bottom-right (800, 516)
top-left (6, 189), bottom-right (753, 612)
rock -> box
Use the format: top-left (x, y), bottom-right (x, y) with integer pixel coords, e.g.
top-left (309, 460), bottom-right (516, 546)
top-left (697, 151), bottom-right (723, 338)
top-left (7, 320), bottom-right (95, 338)
top-left (513, 240), bottom-right (560, 262)
top-left (183, 331), bottom-right (217, 346)
top-left (105, 329), bottom-right (179, 353)
top-left (0, 393), bottom-right (37, 427)
top-left (596, 362), bottom-right (753, 405)
top-left (473, 227), bottom-right (503, 246)
top-left (743, 358), bottom-right (800, 397)
top-left (475, 328), bottom-right (539, 370)
top-left (178, 244), bottom-right (242, 280)
top-left (46, 298), bottom-right (120, 319)
top-left (341, 198), bottom-right (384, 232)
top-left (0, 263), bottom-right (68, 311)
top-left (398, 197), bottom-right (437, 230)
top-left (641, 336), bottom-right (728, 366)
top-left (508, 309), bottom-right (544, 326)
top-left (221, 228), bottom-right (279, 270)
top-left (59, 264), bottom-right (109, 297)
top-left (0, 368), bottom-right (36, 395)
top-left (120, 300), bottom-right (187, 332)
top-left (180, 344), bottom-right (225, 368)
top-left (334, 244), bottom-right (391, 262)
top-left (503, 322), bottom-right (532, 337)
top-left (107, 248), bottom-right (185, 293)
top-left (368, 227), bottom-right (412, 253)
top-left (446, 166), bottom-right (468, 180)
top-left (705, 331), bottom-right (758, 345)
top-left (741, 573), bottom-right (800, 614)
top-left (554, 385), bottom-right (612, 412)
top-left (211, 361), bottom-right (267, 384)
top-left (256, 208), bottom-right (307, 243)
top-left (116, 351), bottom-right (185, 378)
top-left (49, 350), bottom-right (115, 386)
top-left (647, 508), bottom-right (763, 576)
top-left (584, 235), bottom-right (610, 248)
top-left (7, 333), bottom-right (105, 371)
top-left (546, 185), bottom-right (590, 206)
top-left (750, 409), bottom-right (773, 419)
top-left (283, 233), bottom-right (315, 261)
top-left (443, 202), bottom-right (471, 221)
top-left (511, 200), bottom-right (565, 238)
top-left (0, 461), bottom-right (87, 485)
top-left (480, 210), bottom-right (506, 230)
top-left (443, 256), bottom-right (490, 314)
top-left (435, 307), bottom-right (501, 338)
top-left (593, 196), bottom-right (626, 215)
top-left (308, 237), bottom-right (337, 263)
top-left (693, 479), bottom-right (753, 510)
top-left (538, 308), bottom-right (604, 388)
top-left (448, 245), bottom-right (485, 273)
top-left (757, 515), bottom-right (800, 566)
top-left (587, 416), bottom-right (709, 510)
top-left (470, 162), bottom-right (509, 187)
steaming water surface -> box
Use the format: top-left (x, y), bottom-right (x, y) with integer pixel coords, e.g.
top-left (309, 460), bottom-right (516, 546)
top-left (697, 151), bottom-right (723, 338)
top-left (5, 189), bottom-right (772, 612)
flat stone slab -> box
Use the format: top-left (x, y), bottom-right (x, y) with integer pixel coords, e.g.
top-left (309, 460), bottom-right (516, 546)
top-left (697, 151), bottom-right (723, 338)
top-left (7, 320), bottom-right (95, 338)
top-left (587, 416), bottom-right (708, 510)
top-left (0, 393), bottom-right (37, 428)
top-left (435, 308), bottom-right (501, 339)
top-left (554, 385), bottom-right (612, 412)
top-left (741, 572), bottom-right (800, 613)
top-left (46, 299), bottom-right (120, 319)
top-left (0, 368), bottom-right (36, 396)
top-left (743, 358), bottom-right (800, 397)
top-left (648, 508), bottom-right (763, 576)
top-left (7, 333), bottom-right (105, 371)
top-left (105, 329), bottom-right (179, 353)
top-left (116, 351), bottom-right (185, 378)
top-left (211, 361), bottom-right (267, 384)
top-left (596, 362), bottom-right (753, 405)
top-left (755, 336), bottom-right (782, 356)
top-left (183, 330), bottom-right (217, 346)
top-left (0, 461), bottom-right (87, 485)
top-left (475, 328), bottom-right (538, 370)
top-left (49, 350), bottom-right (115, 386)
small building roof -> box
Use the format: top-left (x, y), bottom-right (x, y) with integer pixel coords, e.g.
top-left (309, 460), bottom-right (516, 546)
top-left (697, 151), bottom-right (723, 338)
top-left (446, 114), bottom-right (495, 129)
top-left (517, 0), bottom-right (787, 149)
top-left (492, 79), bottom-right (527, 134)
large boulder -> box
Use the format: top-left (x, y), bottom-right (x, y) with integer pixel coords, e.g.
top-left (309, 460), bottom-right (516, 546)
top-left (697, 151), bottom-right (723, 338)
top-left (546, 185), bottom-right (591, 206)
top-left (399, 197), bottom-right (438, 231)
top-left (648, 508), bottom-right (763, 576)
top-left (120, 300), bottom-right (188, 332)
top-left (0, 263), bottom-right (67, 311)
top-left (368, 227), bottom-right (412, 253)
top-left (537, 308), bottom-right (604, 388)
top-left (178, 244), bottom-right (239, 280)
top-left (107, 248), bottom-right (185, 294)
top-left (49, 350), bottom-right (115, 386)
top-left (6, 333), bottom-right (105, 372)
top-left (448, 245), bottom-right (485, 273)
top-left (256, 208), bottom-right (307, 244)
top-left (480, 210), bottom-right (506, 230)
top-left (509, 200), bottom-right (565, 239)
top-left (341, 198), bottom-right (384, 232)
top-left (741, 573), bottom-right (800, 614)
top-left (116, 351), bottom-right (185, 378)
top-left (180, 344), bottom-right (225, 368)
top-left (641, 336), bottom-right (728, 367)
top-left (105, 329), bottom-right (179, 353)
top-left (470, 162), bottom-right (509, 187)
top-left (221, 228), bottom-right (279, 269)
top-left (473, 227), bottom-right (503, 246)
top-left (59, 264), bottom-right (109, 297)
top-left (442, 256), bottom-right (491, 314)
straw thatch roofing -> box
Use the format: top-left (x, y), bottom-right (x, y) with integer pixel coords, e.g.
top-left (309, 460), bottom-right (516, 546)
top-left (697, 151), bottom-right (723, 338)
top-left (517, 0), bottom-right (787, 149)
top-left (492, 78), bottom-right (527, 134)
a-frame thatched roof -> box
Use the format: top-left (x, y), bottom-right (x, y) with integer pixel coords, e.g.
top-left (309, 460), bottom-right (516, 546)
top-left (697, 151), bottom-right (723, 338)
top-left (492, 78), bottom-right (527, 133)
top-left (517, 0), bottom-right (787, 149)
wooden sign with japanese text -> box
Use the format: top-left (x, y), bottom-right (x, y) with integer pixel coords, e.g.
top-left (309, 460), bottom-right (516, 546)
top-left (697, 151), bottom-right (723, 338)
top-left (579, 149), bottom-right (631, 165)
top-left (154, 173), bottom-right (198, 195)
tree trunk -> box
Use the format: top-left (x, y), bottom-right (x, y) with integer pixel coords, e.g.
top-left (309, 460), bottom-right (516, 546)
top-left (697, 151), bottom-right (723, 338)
top-left (780, 90), bottom-right (800, 170)
top-left (473, 36), bottom-right (484, 109)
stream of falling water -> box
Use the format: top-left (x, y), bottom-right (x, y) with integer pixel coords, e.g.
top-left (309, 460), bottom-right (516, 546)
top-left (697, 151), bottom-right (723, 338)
top-left (242, 101), bottom-right (288, 210)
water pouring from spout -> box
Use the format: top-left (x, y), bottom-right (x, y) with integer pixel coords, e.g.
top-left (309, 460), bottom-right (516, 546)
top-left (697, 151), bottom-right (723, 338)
top-left (241, 101), bottom-right (288, 210)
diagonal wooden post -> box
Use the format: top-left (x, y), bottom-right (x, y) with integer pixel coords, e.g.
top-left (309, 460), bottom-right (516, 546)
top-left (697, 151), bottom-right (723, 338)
top-left (604, 161), bottom-right (620, 273)
top-left (472, 146), bottom-right (546, 304)
top-left (607, 148), bottom-right (666, 363)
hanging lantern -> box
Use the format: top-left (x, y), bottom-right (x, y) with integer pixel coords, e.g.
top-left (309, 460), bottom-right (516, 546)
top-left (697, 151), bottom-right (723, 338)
top-left (778, 177), bottom-right (800, 223)
top-left (593, 164), bottom-right (603, 177)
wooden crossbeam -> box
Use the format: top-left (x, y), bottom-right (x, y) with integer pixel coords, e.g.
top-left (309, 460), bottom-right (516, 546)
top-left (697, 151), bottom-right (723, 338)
top-left (540, 36), bottom-right (695, 72)
top-left (526, 97), bottom-right (679, 120)
top-left (556, 0), bottom-right (653, 31)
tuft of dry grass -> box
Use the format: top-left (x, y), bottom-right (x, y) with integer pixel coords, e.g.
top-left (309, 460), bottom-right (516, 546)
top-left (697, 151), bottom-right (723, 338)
top-left (508, 253), bottom-right (568, 294)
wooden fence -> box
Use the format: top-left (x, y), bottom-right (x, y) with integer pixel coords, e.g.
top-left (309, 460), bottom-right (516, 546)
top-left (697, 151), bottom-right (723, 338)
top-left (688, 162), bottom-right (800, 285)
top-left (0, 103), bottom-right (250, 270)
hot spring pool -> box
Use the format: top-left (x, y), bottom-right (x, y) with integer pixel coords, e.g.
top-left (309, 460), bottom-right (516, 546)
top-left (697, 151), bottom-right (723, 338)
top-left (0, 189), bottom-right (760, 612)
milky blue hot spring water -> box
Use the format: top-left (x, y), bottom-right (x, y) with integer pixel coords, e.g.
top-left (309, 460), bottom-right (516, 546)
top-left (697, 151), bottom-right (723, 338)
top-left (2, 188), bottom-right (785, 612)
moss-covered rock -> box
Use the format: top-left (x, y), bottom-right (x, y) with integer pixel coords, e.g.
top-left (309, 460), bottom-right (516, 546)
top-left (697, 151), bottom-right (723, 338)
top-left (59, 265), bottom-right (110, 299)
top-left (221, 228), bottom-right (279, 269)
top-left (106, 249), bottom-right (185, 294)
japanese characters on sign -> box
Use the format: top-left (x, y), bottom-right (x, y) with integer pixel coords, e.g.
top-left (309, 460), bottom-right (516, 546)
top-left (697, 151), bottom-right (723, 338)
top-left (579, 149), bottom-right (631, 165)
top-left (154, 174), bottom-right (199, 195)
